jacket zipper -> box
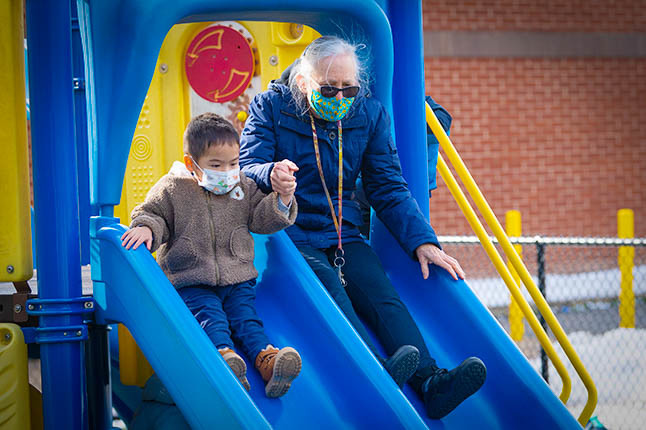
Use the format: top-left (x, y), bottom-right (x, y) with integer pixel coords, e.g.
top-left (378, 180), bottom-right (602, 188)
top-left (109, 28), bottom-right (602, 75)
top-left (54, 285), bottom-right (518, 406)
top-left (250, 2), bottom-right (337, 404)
top-left (205, 190), bottom-right (220, 285)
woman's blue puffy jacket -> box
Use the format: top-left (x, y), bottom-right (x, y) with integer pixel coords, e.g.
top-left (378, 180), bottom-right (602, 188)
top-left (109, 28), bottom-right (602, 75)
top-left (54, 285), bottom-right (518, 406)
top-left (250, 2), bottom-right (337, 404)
top-left (239, 81), bottom-right (440, 258)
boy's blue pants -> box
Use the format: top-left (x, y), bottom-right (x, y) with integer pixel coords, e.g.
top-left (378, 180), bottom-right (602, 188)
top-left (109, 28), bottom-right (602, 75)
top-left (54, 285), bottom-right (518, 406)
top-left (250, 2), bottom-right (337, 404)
top-left (298, 241), bottom-right (438, 394)
top-left (178, 279), bottom-right (270, 363)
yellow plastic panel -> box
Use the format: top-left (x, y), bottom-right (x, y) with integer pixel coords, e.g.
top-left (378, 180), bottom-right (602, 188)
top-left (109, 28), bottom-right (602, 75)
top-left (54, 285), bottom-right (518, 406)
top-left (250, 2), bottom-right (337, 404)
top-left (115, 21), bottom-right (318, 224)
top-left (114, 23), bottom-right (194, 224)
top-left (0, 0), bottom-right (33, 282)
top-left (114, 20), bottom-right (318, 385)
top-left (0, 324), bottom-right (31, 429)
top-left (256, 22), bottom-right (319, 90)
top-left (118, 324), bottom-right (154, 386)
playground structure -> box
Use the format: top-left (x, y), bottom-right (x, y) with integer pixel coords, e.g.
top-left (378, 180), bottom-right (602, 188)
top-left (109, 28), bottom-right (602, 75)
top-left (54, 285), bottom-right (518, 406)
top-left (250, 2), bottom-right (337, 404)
top-left (0, 1), bottom-right (600, 429)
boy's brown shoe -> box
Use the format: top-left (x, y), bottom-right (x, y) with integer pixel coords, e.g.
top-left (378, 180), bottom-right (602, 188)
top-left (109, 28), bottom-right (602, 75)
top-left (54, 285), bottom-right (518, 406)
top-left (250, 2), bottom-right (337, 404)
top-left (255, 345), bottom-right (302, 398)
top-left (219, 348), bottom-right (251, 391)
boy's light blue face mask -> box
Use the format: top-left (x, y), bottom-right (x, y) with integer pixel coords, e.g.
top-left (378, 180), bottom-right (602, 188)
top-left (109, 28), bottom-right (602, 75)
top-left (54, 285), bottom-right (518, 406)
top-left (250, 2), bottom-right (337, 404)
top-left (308, 89), bottom-right (355, 122)
top-left (191, 157), bottom-right (240, 195)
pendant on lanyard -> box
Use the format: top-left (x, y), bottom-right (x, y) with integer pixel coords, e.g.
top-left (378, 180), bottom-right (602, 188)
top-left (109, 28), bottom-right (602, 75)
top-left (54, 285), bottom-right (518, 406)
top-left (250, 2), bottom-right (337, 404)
top-left (309, 113), bottom-right (346, 286)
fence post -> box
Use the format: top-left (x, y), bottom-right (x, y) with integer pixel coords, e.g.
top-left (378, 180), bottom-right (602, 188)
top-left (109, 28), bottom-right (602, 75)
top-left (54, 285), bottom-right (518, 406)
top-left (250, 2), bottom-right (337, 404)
top-left (536, 241), bottom-right (549, 383)
top-left (505, 210), bottom-right (524, 341)
top-left (618, 209), bottom-right (635, 328)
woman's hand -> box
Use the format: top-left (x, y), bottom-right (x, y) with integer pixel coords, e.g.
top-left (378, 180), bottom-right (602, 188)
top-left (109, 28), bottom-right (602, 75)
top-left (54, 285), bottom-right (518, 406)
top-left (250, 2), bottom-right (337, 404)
top-left (121, 226), bottom-right (153, 251)
top-left (415, 243), bottom-right (465, 281)
top-left (271, 159), bottom-right (299, 196)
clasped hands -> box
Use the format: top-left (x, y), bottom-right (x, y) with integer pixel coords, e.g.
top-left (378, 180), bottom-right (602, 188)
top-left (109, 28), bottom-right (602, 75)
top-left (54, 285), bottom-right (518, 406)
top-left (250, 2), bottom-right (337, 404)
top-left (271, 159), bottom-right (299, 205)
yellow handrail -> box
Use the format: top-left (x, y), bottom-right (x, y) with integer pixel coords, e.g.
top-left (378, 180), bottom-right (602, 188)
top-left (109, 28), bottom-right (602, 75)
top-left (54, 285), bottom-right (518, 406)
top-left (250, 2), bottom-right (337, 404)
top-left (426, 102), bottom-right (598, 425)
top-left (435, 154), bottom-right (571, 403)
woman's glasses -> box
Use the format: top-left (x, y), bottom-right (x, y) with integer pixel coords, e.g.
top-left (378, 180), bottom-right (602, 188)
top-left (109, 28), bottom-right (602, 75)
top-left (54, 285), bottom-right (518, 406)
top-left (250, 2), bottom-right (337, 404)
top-left (318, 85), bottom-right (360, 98)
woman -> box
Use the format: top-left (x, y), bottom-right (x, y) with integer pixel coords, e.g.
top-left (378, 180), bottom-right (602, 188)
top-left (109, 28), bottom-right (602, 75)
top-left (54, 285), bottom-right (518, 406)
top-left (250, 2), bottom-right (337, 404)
top-left (240, 36), bottom-right (485, 419)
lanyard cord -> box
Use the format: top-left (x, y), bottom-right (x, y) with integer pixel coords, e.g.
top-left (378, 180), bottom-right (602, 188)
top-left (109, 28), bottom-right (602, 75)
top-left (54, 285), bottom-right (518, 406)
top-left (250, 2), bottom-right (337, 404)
top-left (309, 113), bottom-right (343, 251)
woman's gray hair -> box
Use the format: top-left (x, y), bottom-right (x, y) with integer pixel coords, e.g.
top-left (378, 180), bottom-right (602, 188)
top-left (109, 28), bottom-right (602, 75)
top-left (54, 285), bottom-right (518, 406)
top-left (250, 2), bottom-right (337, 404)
top-left (288, 36), bottom-right (369, 114)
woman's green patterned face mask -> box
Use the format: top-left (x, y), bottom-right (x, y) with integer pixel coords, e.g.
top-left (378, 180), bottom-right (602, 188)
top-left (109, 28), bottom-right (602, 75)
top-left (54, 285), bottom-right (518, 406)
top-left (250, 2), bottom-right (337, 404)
top-left (309, 89), bottom-right (355, 122)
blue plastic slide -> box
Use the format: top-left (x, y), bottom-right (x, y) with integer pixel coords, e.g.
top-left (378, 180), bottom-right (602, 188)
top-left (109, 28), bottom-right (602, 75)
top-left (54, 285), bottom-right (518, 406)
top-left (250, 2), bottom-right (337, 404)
top-left (92, 217), bottom-right (581, 429)
top-left (378, 240), bottom-right (583, 429)
top-left (92, 218), bottom-right (428, 429)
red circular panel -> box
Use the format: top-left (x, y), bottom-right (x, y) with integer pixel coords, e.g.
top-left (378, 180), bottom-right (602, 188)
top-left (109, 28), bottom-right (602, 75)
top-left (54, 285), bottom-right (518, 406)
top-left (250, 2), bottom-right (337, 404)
top-left (185, 25), bottom-right (254, 103)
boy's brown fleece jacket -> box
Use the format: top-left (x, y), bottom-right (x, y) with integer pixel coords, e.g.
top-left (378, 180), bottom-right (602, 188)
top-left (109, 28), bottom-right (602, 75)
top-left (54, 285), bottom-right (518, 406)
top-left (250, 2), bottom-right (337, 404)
top-left (130, 162), bottom-right (297, 288)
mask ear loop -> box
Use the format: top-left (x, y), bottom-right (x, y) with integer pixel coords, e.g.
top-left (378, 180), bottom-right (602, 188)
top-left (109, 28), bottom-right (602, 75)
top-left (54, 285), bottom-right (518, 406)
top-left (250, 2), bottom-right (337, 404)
top-left (189, 156), bottom-right (204, 177)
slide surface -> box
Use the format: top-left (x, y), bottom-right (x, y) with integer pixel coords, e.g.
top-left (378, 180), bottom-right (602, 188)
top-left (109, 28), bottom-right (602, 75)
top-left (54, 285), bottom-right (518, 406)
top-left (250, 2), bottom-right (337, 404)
top-left (94, 218), bottom-right (581, 429)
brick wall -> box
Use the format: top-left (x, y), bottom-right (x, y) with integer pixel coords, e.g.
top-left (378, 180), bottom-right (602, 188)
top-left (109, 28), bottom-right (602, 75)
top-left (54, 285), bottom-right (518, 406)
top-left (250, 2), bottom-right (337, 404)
top-left (422, 1), bottom-right (646, 238)
top-left (422, 0), bottom-right (646, 32)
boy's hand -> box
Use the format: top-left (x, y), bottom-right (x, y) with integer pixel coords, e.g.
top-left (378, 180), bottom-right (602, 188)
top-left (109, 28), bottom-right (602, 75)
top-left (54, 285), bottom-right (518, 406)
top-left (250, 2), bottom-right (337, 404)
top-left (278, 190), bottom-right (294, 206)
top-left (121, 226), bottom-right (153, 251)
top-left (271, 159), bottom-right (298, 197)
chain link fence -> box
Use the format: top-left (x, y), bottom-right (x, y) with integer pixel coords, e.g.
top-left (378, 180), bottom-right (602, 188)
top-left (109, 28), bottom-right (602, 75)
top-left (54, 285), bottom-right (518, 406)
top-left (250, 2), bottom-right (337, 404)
top-left (439, 235), bottom-right (646, 430)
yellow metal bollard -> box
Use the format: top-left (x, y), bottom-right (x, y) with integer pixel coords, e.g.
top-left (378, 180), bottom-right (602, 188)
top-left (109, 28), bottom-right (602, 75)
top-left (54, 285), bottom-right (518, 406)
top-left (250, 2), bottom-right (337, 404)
top-left (506, 210), bottom-right (524, 341)
top-left (618, 209), bottom-right (635, 328)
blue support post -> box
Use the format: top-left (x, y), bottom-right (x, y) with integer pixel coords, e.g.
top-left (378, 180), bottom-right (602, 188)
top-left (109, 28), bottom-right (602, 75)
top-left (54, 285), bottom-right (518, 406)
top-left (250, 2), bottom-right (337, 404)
top-left (71, 0), bottom-right (93, 265)
top-left (371, 0), bottom-right (429, 260)
top-left (25, 1), bottom-right (86, 429)
top-left (387, 0), bottom-right (429, 213)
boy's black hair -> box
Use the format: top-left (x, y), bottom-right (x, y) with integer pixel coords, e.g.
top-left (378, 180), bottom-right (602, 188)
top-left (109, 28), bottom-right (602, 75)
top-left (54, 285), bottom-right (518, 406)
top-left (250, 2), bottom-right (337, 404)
top-left (183, 112), bottom-right (239, 160)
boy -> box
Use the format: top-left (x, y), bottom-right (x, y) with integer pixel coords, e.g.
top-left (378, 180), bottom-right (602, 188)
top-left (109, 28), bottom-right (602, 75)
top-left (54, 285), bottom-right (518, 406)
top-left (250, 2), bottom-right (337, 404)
top-left (121, 113), bottom-right (301, 397)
